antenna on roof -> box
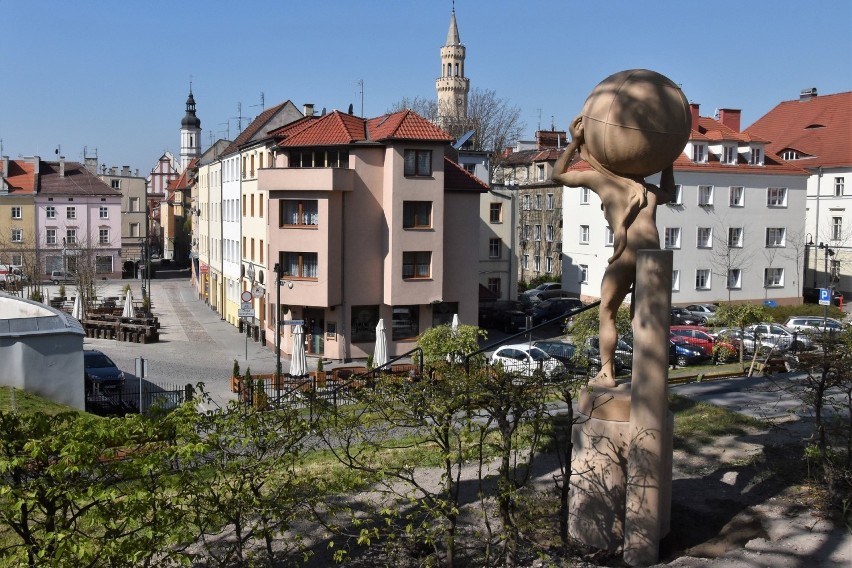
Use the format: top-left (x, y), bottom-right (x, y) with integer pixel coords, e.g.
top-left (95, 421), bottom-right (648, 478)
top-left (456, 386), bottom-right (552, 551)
top-left (232, 102), bottom-right (247, 132)
top-left (357, 79), bottom-right (364, 116)
top-left (251, 92), bottom-right (265, 112)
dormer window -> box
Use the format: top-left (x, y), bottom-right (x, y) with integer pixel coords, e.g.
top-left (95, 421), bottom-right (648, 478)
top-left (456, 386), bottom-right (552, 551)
top-left (782, 149), bottom-right (800, 161)
top-left (723, 145), bottom-right (737, 165)
top-left (750, 147), bottom-right (764, 166)
top-left (692, 144), bottom-right (706, 163)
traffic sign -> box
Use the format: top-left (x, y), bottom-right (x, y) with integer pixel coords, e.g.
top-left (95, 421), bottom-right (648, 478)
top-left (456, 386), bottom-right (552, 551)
top-left (819, 288), bottom-right (831, 306)
top-left (238, 309), bottom-right (255, 317)
top-left (281, 319), bottom-right (305, 326)
top-left (251, 284), bottom-right (264, 298)
top-left (240, 290), bottom-right (252, 303)
top-left (241, 301), bottom-right (252, 311)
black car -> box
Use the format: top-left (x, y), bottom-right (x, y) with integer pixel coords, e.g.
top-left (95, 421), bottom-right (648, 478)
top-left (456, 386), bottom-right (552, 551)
top-left (530, 298), bottom-right (584, 326)
top-left (83, 349), bottom-right (126, 394)
top-left (532, 340), bottom-right (602, 378)
top-left (587, 337), bottom-right (633, 374)
top-left (478, 300), bottom-right (530, 332)
top-left (671, 307), bottom-right (704, 325)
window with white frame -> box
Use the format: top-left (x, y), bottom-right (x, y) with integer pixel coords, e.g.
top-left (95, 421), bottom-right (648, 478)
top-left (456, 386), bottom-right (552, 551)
top-left (728, 227), bottom-right (743, 248)
top-left (698, 185), bottom-right (714, 206)
top-left (579, 225), bottom-right (589, 244)
top-left (11, 254), bottom-right (21, 266)
top-left (692, 144), bottom-right (706, 163)
top-left (99, 206), bottom-right (108, 219)
top-left (522, 224), bottom-right (531, 240)
top-left (545, 256), bottom-right (553, 273)
top-left (580, 187), bottom-right (590, 204)
top-left (487, 277), bottom-right (501, 296)
top-left (546, 193), bottom-right (555, 210)
top-left (536, 164), bottom-right (545, 182)
top-left (604, 226), bottom-right (614, 246)
top-left (579, 264), bottom-right (589, 284)
top-left (729, 186), bottom-right (744, 207)
top-left (488, 238), bottom-right (501, 259)
top-left (99, 228), bottom-right (110, 245)
top-left (697, 227), bottom-right (712, 248)
top-left (66, 206), bottom-right (76, 220)
top-left (11, 206), bottom-right (21, 219)
top-left (534, 194), bottom-right (542, 210)
top-left (65, 229), bottom-right (77, 245)
top-left (695, 269), bottom-right (711, 290)
top-left (46, 206), bottom-right (56, 219)
top-left (546, 224), bottom-right (554, 242)
top-left (11, 228), bottom-right (22, 243)
top-left (832, 217), bottom-right (842, 241)
top-left (727, 269), bottom-right (742, 289)
top-left (750, 147), bottom-right (763, 165)
top-left (46, 229), bottom-right (56, 245)
top-left (522, 254), bottom-right (529, 270)
top-left (765, 227), bottom-right (786, 247)
top-left (835, 177), bottom-right (845, 197)
top-left (534, 224), bottom-right (542, 241)
top-left (664, 227), bottom-right (681, 249)
top-left (111, 179), bottom-right (121, 189)
top-left (764, 267), bottom-right (784, 287)
top-left (723, 145), bottom-right (737, 165)
top-left (672, 270), bottom-right (680, 291)
top-left (767, 187), bottom-right (787, 207)
top-left (522, 194), bottom-right (531, 210)
top-left (534, 255), bottom-right (541, 272)
top-left (670, 184), bottom-right (683, 205)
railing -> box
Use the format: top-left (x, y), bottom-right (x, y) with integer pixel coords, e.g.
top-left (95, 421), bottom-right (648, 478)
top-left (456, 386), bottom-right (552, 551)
top-left (86, 382), bottom-right (192, 416)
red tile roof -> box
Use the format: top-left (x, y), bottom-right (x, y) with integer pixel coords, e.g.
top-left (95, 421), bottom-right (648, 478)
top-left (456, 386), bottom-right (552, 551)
top-left (368, 110), bottom-right (454, 142)
top-left (222, 101), bottom-right (296, 155)
top-left (1, 160), bottom-right (36, 193)
top-left (444, 157), bottom-right (488, 192)
top-left (745, 91), bottom-right (852, 169)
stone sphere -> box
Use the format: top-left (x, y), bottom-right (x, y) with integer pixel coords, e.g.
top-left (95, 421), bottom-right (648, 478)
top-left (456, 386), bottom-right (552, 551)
top-left (581, 69), bottom-right (691, 177)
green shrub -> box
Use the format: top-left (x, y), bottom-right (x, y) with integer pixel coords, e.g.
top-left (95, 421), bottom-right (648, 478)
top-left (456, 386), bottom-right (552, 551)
top-left (232, 359), bottom-right (240, 377)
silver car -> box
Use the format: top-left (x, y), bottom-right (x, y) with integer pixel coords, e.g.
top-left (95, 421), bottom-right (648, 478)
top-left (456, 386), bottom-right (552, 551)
top-left (745, 323), bottom-right (812, 352)
top-left (490, 343), bottom-right (564, 378)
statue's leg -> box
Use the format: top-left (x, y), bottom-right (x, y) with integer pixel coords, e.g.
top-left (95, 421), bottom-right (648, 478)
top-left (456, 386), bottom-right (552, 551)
top-left (591, 262), bottom-right (634, 388)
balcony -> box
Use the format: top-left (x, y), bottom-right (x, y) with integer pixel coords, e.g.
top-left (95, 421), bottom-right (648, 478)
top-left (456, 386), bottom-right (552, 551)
top-left (258, 167), bottom-right (355, 193)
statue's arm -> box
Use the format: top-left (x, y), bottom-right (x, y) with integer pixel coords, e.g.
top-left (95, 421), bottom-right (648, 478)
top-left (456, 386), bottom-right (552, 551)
top-left (657, 165), bottom-right (675, 204)
top-left (552, 115), bottom-right (594, 187)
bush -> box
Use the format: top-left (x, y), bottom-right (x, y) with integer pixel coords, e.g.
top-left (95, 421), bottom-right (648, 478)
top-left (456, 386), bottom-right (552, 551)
top-left (764, 303), bottom-right (844, 323)
top-left (232, 359), bottom-right (240, 377)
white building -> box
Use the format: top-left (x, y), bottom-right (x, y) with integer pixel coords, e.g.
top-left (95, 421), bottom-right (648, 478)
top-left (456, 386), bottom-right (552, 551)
top-left (563, 104), bottom-right (810, 306)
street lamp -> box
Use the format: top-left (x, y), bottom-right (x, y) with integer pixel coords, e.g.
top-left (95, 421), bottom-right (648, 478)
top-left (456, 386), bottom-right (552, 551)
top-left (273, 262), bottom-right (293, 401)
top-left (805, 234), bottom-right (815, 290)
top-left (818, 242), bottom-right (835, 319)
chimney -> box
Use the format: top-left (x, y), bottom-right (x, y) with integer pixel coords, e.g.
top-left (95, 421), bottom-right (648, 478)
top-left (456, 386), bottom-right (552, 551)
top-left (718, 108), bottom-right (741, 132)
top-left (59, 156), bottom-right (65, 177)
top-left (689, 103), bottom-right (700, 131)
top-left (2, 156), bottom-right (7, 177)
top-left (84, 155), bottom-right (98, 174)
top-left (303, 103), bottom-right (315, 117)
top-left (121, 165), bottom-right (131, 176)
top-left (800, 87), bottom-right (818, 101)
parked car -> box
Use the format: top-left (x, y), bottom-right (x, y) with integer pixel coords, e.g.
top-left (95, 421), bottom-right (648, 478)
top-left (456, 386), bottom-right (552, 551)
top-left (586, 336), bottom-right (633, 375)
top-left (83, 349), bottom-right (126, 394)
top-left (683, 303), bottom-right (718, 323)
top-left (50, 270), bottom-right (75, 284)
top-left (520, 283), bottom-right (563, 303)
top-left (712, 328), bottom-right (765, 356)
top-left (745, 323), bottom-right (813, 352)
top-left (670, 325), bottom-right (717, 357)
top-left (669, 336), bottom-right (708, 367)
top-left (530, 298), bottom-right (584, 326)
top-left (671, 307), bottom-right (704, 325)
top-left (478, 300), bottom-right (530, 332)
top-left (490, 343), bottom-right (564, 379)
top-left (533, 340), bottom-right (597, 377)
top-left (783, 316), bottom-right (846, 335)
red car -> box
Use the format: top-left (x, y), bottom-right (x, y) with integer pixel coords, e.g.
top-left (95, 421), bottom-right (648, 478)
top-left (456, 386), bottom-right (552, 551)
top-left (670, 325), bottom-right (737, 361)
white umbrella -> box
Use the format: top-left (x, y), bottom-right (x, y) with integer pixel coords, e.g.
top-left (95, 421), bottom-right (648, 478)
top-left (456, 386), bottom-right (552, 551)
top-left (449, 314), bottom-right (461, 363)
top-left (289, 325), bottom-right (308, 377)
top-left (122, 289), bottom-right (134, 318)
top-left (374, 318), bottom-right (389, 368)
top-left (71, 294), bottom-right (83, 320)
top-left (451, 313), bottom-right (460, 331)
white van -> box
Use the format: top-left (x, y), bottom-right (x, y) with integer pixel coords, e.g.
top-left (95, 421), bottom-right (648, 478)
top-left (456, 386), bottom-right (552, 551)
top-left (50, 270), bottom-right (75, 284)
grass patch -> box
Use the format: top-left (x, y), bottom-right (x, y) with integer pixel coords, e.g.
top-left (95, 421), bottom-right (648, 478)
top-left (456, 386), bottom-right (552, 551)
top-left (670, 393), bottom-right (766, 453)
top-left (0, 386), bottom-right (80, 415)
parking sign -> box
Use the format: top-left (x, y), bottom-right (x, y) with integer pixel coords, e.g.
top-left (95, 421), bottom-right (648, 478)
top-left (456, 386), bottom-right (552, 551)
top-left (819, 288), bottom-right (831, 306)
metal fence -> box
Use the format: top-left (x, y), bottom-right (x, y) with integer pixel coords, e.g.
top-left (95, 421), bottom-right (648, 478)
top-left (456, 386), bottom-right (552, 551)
top-left (85, 382), bottom-right (193, 416)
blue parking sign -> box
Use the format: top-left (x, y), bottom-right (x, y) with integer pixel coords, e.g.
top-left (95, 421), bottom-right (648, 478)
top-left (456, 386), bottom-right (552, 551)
top-left (819, 288), bottom-right (831, 305)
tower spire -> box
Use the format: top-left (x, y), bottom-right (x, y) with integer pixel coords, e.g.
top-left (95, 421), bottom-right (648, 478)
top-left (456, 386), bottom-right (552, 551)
top-left (180, 86), bottom-right (202, 170)
top-left (436, 3), bottom-right (469, 124)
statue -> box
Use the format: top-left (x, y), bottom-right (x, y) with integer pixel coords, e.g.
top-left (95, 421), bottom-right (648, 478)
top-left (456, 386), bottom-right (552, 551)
top-left (552, 69), bottom-right (691, 387)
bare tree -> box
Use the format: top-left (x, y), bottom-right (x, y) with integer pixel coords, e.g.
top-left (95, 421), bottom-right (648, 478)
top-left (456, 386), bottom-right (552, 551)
top-left (705, 214), bottom-right (752, 302)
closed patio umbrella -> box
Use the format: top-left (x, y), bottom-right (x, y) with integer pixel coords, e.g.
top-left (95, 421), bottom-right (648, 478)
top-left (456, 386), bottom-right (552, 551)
top-left (289, 324), bottom-right (308, 377)
top-left (122, 289), bottom-right (134, 318)
top-left (71, 294), bottom-right (83, 320)
top-left (451, 313), bottom-right (460, 331)
top-left (374, 318), bottom-right (388, 368)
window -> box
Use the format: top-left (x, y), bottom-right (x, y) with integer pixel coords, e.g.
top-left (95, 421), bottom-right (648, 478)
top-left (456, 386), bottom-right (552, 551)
top-left (523, 225), bottom-right (531, 240)
top-left (463, 163), bottom-right (476, 174)
top-left (488, 238), bottom-right (501, 259)
top-left (579, 225), bottom-right (589, 244)
top-left (579, 264), bottom-right (589, 283)
top-left (66, 229), bottom-right (77, 245)
top-left (95, 255), bottom-right (113, 274)
top-left (522, 194), bottom-right (531, 210)
top-left (698, 185), bottom-right (714, 206)
top-left (764, 267), bottom-right (784, 287)
top-left (99, 206), bottom-right (108, 219)
top-left (729, 186), bottom-right (744, 207)
top-left (580, 187), bottom-right (590, 204)
top-left (835, 177), bottom-right (845, 197)
top-left (605, 226), bottom-right (614, 247)
top-left (728, 227), bottom-right (743, 248)
top-left (534, 194), bottom-right (542, 210)
top-left (67, 206), bottom-right (76, 220)
top-left (782, 150), bottom-right (799, 160)
top-left (750, 147), bottom-right (763, 165)
top-left (111, 179), bottom-right (121, 189)
top-left (695, 269), bottom-right (711, 290)
top-left (522, 254), bottom-right (529, 270)
top-left (46, 229), bottom-right (56, 245)
top-left (727, 269), bottom-right (742, 289)
top-left (536, 164), bottom-right (545, 182)
top-left (546, 193), bottom-right (555, 210)
top-left (11, 206), bottom-right (21, 219)
top-left (672, 270), bottom-right (680, 291)
top-left (250, 195), bottom-right (255, 217)
top-left (489, 202), bottom-right (503, 223)
top-left (281, 200), bottom-right (318, 226)
top-left (281, 252), bottom-right (318, 279)
top-left (129, 197), bottom-right (139, 212)
top-left (259, 196), bottom-right (264, 218)
top-left (671, 184), bottom-right (683, 205)
top-left (664, 227), bottom-right (681, 249)
top-left (99, 228), bottom-right (109, 245)
top-left (403, 201), bottom-right (432, 228)
top-left (11, 228), bottom-right (22, 243)
top-left (767, 187), bottom-right (787, 207)
top-left (392, 305), bottom-right (420, 341)
top-left (534, 255), bottom-right (541, 272)
top-left (545, 257), bottom-right (553, 273)
top-left (487, 277), bottom-right (501, 296)
top-left (46, 206), bottom-right (56, 219)
top-left (11, 254), bottom-right (21, 266)
top-left (832, 217), bottom-right (842, 241)
top-left (546, 224), bottom-right (554, 242)
top-left (130, 223), bottom-right (139, 237)
top-left (351, 305), bottom-right (380, 342)
top-left (403, 149), bottom-right (432, 176)
top-left (534, 225), bottom-right (542, 241)
top-left (259, 240), bottom-right (264, 264)
top-left (697, 227), bottom-right (712, 248)
top-left (242, 195), bottom-right (247, 216)
top-left (250, 238), bottom-right (255, 261)
top-left (723, 145), bottom-right (737, 165)
top-left (692, 144), bottom-right (706, 163)
top-left (402, 251), bottom-right (431, 279)
top-left (765, 227), bottom-right (786, 247)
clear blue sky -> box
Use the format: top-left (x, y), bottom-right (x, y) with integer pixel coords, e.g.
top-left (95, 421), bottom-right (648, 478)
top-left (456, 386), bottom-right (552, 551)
top-left (1, 0), bottom-right (850, 175)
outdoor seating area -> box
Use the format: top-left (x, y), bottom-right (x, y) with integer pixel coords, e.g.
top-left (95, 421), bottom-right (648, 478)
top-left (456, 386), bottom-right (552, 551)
top-left (51, 292), bottom-right (160, 344)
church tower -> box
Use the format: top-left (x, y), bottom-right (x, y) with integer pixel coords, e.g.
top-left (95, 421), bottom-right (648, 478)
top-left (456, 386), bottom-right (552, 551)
top-left (180, 87), bottom-right (202, 171)
top-left (435, 6), bottom-right (469, 124)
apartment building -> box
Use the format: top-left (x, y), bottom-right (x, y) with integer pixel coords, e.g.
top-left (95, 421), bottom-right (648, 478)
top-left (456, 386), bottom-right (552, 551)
top-left (0, 157), bottom-right (37, 279)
